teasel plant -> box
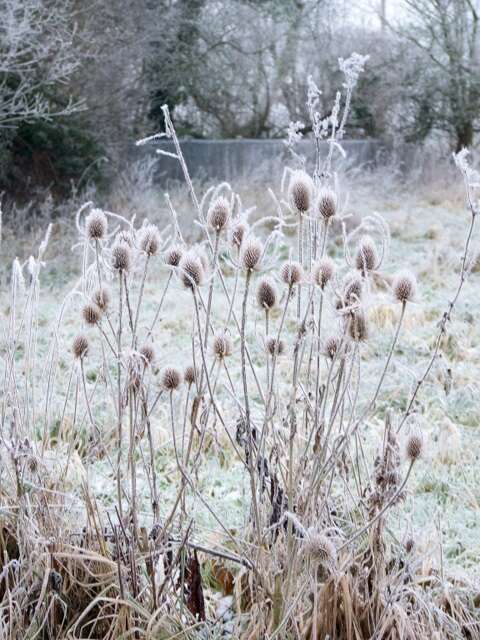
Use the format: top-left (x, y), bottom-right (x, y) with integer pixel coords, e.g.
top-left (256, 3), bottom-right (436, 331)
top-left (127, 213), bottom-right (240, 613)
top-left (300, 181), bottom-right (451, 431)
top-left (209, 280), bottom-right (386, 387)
top-left (0, 55), bottom-right (479, 639)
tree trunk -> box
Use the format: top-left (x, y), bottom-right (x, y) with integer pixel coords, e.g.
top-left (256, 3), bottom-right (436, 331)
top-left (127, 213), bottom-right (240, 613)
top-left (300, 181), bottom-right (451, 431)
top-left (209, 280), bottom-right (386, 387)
top-left (455, 120), bottom-right (474, 152)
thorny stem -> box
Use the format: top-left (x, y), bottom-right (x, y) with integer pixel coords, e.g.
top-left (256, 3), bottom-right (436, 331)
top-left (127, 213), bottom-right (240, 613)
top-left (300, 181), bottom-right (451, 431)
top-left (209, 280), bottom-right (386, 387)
top-left (116, 271), bottom-right (124, 518)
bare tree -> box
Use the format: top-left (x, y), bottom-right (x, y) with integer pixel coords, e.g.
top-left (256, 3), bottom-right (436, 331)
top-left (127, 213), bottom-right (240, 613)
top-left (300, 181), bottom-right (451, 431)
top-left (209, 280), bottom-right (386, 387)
top-left (0, 0), bottom-right (83, 128)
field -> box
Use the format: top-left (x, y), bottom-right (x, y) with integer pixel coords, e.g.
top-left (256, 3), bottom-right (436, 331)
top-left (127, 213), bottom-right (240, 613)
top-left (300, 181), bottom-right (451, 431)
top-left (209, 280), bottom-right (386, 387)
top-left (0, 152), bottom-right (479, 638)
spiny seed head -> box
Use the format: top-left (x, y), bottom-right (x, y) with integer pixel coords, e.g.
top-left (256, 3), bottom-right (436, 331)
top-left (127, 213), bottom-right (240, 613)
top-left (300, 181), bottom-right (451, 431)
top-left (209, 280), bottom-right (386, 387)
top-left (343, 272), bottom-right (363, 305)
top-left (349, 311), bottom-right (368, 342)
top-left (82, 303), bottom-right (101, 325)
top-left (313, 257), bottom-right (335, 289)
top-left (140, 224), bottom-right (160, 256)
top-left (111, 241), bottom-right (131, 272)
top-left (324, 335), bottom-right (341, 359)
top-left (160, 366), bottom-right (182, 391)
top-left (288, 171), bottom-right (313, 213)
top-left (393, 270), bottom-right (417, 303)
top-left (256, 277), bottom-right (277, 310)
top-left (266, 336), bottom-right (285, 357)
top-left (165, 245), bottom-right (183, 267)
top-left (179, 253), bottom-right (204, 289)
top-left (281, 260), bottom-right (303, 286)
top-left (207, 196), bottom-right (231, 231)
top-left (72, 334), bottom-right (89, 359)
top-left (127, 352), bottom-right (143, 391)
top-left (241, 237), bottom-right (263, 271)
top-left (316, 189), bottom-right (337, 221)
top-left (93, 287), bottom-right (110, 312)
top-left (140, 343), bottom-right (155, 366)
top-left (406, 433), bottom-right (423, 461)
top-left (86, 208), bottom-right (107, 240)
top-left (405, 538), bottom-right (415, 553)
top-left (231, 221), bottom-right (248, 249)
top-left (212, 333), bottom-right (233, 359)
top-left (184, 365), bottom-right (196, 386)
top-left (355, 235), bottom-right (378, 273)
top-left (304, 532), bottom-right (337, 568)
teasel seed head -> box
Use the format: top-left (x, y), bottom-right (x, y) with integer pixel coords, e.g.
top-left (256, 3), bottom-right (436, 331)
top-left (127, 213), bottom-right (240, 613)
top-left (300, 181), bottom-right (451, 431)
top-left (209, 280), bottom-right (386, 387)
top-left (93, 287), bottom-right (110, 312)
top-left (349, 311), bottom-right (369, 342)
top-left (127, 352), bottom-right (143, 391)
top-left (179, 253), bottom-right (204, 289)
top-left (355, 235), bottom-right (378, 273)
top-left (406, 433), bottom-right (423, 462)
top-left (212, 333), bottom-right (233, 359)
top-left (165, 245), bottom-right (183, 267)
top-left (160, 366), bottom-right (182, 391)
top-left (280, 260), bottom-right (303, 287)
top-left (343, 272), bottom-right (363, 305)
top-left (316, 189), bottom-right (337, 221)
top-left (241, 237), bottom-right (263, 272)
top-left (231, 221), bottom-right (248, 249)
top-left (266, 336), bottom-right (286, 357)
top-left (256, 277), bottom-right (277, 310)
top-left (140, 343), bottom-right (155, 366)
top-left (313, 257), bottom-right (335, 289)
top-left (116, 229), bottom-right (133, 246)
top-left (304, 532), bottom-right (337, 568)
top-left (393, 270), bottom-right (417, 303)
top-left (72, 334), bottom-right (89, 359)
top-left (207, 196), bottom-right (231, 232)
top-left (184, 365), bottom-right (196, 386)
top-left (288, 171), bottom-right (313, 214)
top-left (86, 208), bottom-right (107, 240)
top-left (324, 334), bottom-right (341, 359)
top-left (140, 224), bottom-right (160, 256)
top-left (82, 303), bottom-right (101, 326)
top-left (111, 241), bottom-right (131, 272)
top-left (405, 538), bottom-right (415, 553)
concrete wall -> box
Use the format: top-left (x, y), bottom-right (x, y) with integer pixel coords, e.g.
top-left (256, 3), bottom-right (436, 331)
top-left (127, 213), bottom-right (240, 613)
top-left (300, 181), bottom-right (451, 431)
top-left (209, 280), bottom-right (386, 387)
top-left (136, 138), bottom-right (383, 185)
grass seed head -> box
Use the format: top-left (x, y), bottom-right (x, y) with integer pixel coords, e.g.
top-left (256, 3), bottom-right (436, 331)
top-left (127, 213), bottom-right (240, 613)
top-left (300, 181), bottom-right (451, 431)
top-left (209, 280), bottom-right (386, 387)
top-left (207, 196), bottom-right (231, 231)
top-left (72, 334), bottom-right (89, 359)
top-left (256, 277), bottom-right (277, 310)
top-left (86, 208), bottom-right (107, 240)
top-left (161, 366), bottom-right (182, 391)
top-left (288, 171), bottom-right (313, 213)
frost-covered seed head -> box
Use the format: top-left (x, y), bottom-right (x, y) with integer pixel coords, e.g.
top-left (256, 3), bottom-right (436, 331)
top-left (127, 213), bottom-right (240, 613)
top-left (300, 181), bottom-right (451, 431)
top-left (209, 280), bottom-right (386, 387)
top-left (256, 277), bottom-right (277, 310)
top-left (316, 189), bottom-right (337, 220)
top-left (324, 335), bottom-right (341, 359)
top-left (266, 336), bottom-right (285, 357)
top-left (111, 241), bottom-right (131, 272)
top-left (355, 235), bottom-right (378, 273)
top-left (281, 261), bottom-right (303, 287)
top-left (406, 433), bottom-right (423, 462)
top-left (161, 366), bottom-right (182, 391)
top-left (343, 273), bottom-right (363, 304)
top-left (140, 224), bottom-right (160, 256)
top-left (393, 270), bottom-right (417, 303)
top-left (231, 221), bottom-right (248, 249)
top-left (207, 196), bottom-right (231, 231)
top-left (73, 334), bottom-right (89, 359)
top-left (405, 538), bottom-right (415, 553)
top-left (241, 237), bottom-right (263, 271)
top-left (288, 171), bottom-right (313, 213)
top-left (83, 303), bottom-right (101, 325)
top-left (165, 245), bottom-right (183, 267)
top-left (184, 365), bottom-right (196, 386)
top-left (93, 288), bottom-right (110, 312)
top-left (140, 343), bottom-right (155, 366)
top-left (304, 533), bottom-right (337, 568)
top-left (179, 253), bottom-right (204, 289)
top-left (116, 229), bottom-right (133, 246)
top-left (86, 209), bottom-right (107, 240)
top-left (212, 333), bottom-right (233, 359)
top-left (313, 258), bottom-right (335, 289)
top-left (349, 311), bottom-right (368, 342)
